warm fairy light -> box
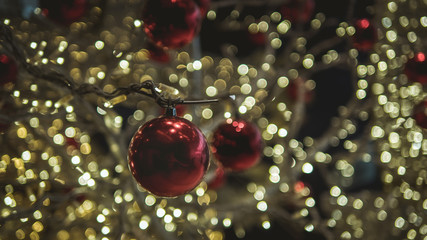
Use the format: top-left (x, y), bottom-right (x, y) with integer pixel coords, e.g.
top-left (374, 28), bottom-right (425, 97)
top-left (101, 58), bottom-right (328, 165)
top-left (0, 0), bottom-right (424, 239)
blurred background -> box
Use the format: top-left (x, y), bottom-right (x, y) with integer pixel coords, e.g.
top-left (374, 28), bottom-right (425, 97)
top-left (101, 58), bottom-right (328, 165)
top-left (0, 0), bottom-right (426, 239)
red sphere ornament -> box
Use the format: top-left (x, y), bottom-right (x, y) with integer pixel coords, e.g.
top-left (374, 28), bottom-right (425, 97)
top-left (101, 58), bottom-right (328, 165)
top-left (128, 111), bottom-right (209, 197)
top-left (212, 119), bottom-right (262, 171)
top-left (413, 99), bottom-right (427, 129)
top-left (280, 0), bottom-right (315, 23)
top-left (40, 0), bottom-right (88, 26)
top-left (147, 43), bottom-right (170, 63)
top-left (404, 52), bottom-right (427, 84)
top-left (352, 18), bottom-right (377, 52)
top-left (142, 0), bottom-right (202, 49)
top-left (0, 54), bottom-right (17, 87)
top-left (207, 167), bottom-right (226, 190)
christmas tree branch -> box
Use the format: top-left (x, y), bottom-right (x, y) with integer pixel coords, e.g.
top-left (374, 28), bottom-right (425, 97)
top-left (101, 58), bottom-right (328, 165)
top-left (0, 22), bottom-right (218, 110)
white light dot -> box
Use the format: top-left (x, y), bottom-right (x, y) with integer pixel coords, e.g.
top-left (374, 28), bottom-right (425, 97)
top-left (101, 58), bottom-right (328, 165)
top-left (262, 221), bottom-right (271, 229)
top-left (156, 208), bottom-right (166, 218)
top-left (302, 163), bottom-right (313, 174)
top-left (119, 60), bottom-right (129, 69)
top-left (164, 214), bottom-right (173, 223)
top-left (223, 218), bottom-right (231, 227)
top-left (173, 209), bottom-right (182, 218)
top-left (202, 108), bottom-right (213, 119)
top-left (145, 195), bottom-right (156, 206)
top-left (257, 201), bottom-right (268, 211)
top-left (193, 60), bottom-right (202, 70)
top-left (278, 128), bottom-right (288, 137)
top-left (238, 64), bottom-right (249, 75)
top-left (100, 169), bottom-right (109, 178)
top-left (239, 105), bottom-right (247, 114)
top-left (22, 151), bottom-right (31, 161)
top-left (330, 186), bottom-right (341, 197)
top-left (97, 214), bottom-right (106, 223)
top-left (57, 57), bottom-right (64, 64)
top-left (305, 224), bottom-right (314, 232)
top-left (71, 156), bottom-right (81, 165)
top-left (139, 220), bottom-right (149, 230)
top-left (134, 20), bottom-right (142, 27)
top-left (206, 86), bottom-right (217, 97)
top-left (87, 179), bottom-right (95, 187)
top-left (101, 226), bottom-right (110, 234)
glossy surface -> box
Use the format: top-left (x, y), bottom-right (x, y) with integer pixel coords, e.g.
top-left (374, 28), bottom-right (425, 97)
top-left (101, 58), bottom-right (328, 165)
top-left (147, 43), bottom-right (170, 63)
top-left (212, 119), bottom-right (262, 171)
top-left (413, 99), bottom-right (427, 129)
top-left (353, 18), bottom-right (377, 52)
top-left (0, 54), bottom-right (17, 87)
top-left (40, 0), bottom-right (88, 26)
top-left (142, 0), bottom-right (202, 49)
top-left (404, 52), bottom-right (427, 84)
top-left (207, 167), bottom-right (225, 190)
top-left (280, 0), bottom-right (315, 23)
top-left (128, 115), bottom-right (209, 197)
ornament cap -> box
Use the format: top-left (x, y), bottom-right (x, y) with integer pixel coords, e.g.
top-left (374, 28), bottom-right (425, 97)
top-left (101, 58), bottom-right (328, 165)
top-left (165, 106), bottom-right (177, 116)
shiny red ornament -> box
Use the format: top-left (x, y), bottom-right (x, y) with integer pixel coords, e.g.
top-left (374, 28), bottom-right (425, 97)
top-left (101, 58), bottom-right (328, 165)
top-left (142, 0), bottom-right (202, 49)
top-left (280, 0), bottom-right (315, 23)
top-left (353, 18), bottom-right (377, 52)
top-left (128, 113), bottom-right (209, 197)
top-left (207, 167), bottom-right (226, 190)
top-left (0, 54), bottom-right (17, 87)
top-left (212, 119), bottom-right (262, 171)
top-left (194, 0), bottom-right (210, 18)
top-left (404, 52), bottom-right (427, 84)
top-left (147, 43), bottom-right (170, 63)
top-left (413, 99), bottom-right (427, 129)
top-left (40, 0), bottom-right (88, 26)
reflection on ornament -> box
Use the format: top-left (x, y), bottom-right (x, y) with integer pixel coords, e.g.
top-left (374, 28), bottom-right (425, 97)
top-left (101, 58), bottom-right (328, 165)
top-left (142, 0), bottom-right (202, 49)
top-left (352, 18), bottom-right (377, 52)
top-left (128, 113), bottom-right (209, 197)
top-left (212, 119), bottom-right (262, 171)
top-left (404, 52), bottom-right (427, 84)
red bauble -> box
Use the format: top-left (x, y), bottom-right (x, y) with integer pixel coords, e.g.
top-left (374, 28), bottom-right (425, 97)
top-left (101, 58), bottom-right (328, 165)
top-left (40, 0), bottom-right (88, 26)
top-left (352, 18), bottom-right (377, 52)
top-left (0, 54), bottom-right (17, 87)
top-left (404, 52), bottom-right (427, 84)
top-left (280, 0), bottom-right (315, 23)
top-left (413, 99), bottom-right (427, 129)
top-left (142, 0), bottom-right (202, 49)
top-left (207, 167), bottom-right (226, 190)
top-left (194, 0), bottom-right (210, 18)
top-left (128, 114), bottom-right (209, 197)
top-left (147, 44), bottom-right (170, 63)
top-left (212, 119), bottom-right (262, 171)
